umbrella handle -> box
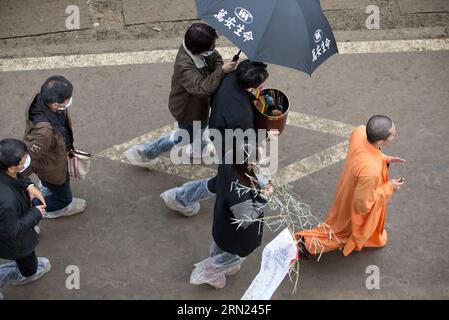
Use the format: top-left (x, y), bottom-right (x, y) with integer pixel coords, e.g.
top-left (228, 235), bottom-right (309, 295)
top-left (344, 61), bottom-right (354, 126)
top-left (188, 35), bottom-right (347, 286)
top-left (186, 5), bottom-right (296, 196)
top-left (232, 50), bottom-right (242, 62)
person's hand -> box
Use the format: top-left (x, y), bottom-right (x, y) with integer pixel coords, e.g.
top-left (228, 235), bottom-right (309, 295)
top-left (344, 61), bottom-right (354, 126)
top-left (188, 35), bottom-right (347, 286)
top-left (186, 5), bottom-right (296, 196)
top-left (28, 185), bottom-right (47, 208)
top-left (34, 205), bottom-right (46, 217)
top-left (222, 61), bottom-right (237, 73)
top-left (261, 183), bottom-right (274, 198)
top-left (390, 177), bottom-right (405, 192)
top-left (385, 156), bottom-right (406, 164)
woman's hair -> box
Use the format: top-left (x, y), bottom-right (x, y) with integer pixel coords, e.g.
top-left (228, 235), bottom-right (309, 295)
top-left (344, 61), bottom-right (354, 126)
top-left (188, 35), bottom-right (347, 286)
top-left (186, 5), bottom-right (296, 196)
top-left (236, 60), bottom-right (269, 89)
top-left (0, 139), bottom-right (28, 172)
top-left (233, 163), bottom-right (253, 186)
top-left (184, 23), bottom-right (218, 54)
top-left (231, 143), bottom-right (256, 185)
top-left (40, 75), bottom-right (73, 106)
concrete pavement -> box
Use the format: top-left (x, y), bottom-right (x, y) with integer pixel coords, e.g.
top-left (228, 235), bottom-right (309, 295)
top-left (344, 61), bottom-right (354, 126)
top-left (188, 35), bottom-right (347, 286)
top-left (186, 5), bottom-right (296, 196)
top-left (0, 0), bottom-right (448, 300)
top-left (0, 47), bottom-right (448, 299)
top-left (1, 0), bottom-right (449, 59)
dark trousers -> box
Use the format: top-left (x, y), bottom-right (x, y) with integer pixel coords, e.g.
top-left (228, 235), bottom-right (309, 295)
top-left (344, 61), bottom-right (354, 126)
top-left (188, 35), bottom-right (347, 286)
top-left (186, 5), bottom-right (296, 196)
top-left (41, 174), bottom-right (73, 212)
top-left (207, 175), bottom-right (217, 194)
top-left (15, 251), bottom-right (37, 277)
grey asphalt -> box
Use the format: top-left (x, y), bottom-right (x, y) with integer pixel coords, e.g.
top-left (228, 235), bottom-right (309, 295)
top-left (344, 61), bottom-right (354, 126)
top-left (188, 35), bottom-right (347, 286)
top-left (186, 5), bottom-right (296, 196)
top-left (0, 48), bottom-right (448, 299)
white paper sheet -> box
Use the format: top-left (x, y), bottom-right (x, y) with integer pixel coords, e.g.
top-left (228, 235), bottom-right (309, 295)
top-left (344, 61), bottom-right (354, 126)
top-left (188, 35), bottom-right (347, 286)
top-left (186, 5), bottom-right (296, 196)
top-left (241, 228), bottom-right (298, 300)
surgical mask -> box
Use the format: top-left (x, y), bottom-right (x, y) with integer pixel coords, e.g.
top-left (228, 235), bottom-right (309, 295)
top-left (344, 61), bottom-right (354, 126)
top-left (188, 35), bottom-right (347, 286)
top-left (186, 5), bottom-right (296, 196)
top-left (57, 97), bottom-right (73, 111)
top-left (201, 50), bottom-right (214, 57)
top-left (19, 154), bottom-right (31, 173)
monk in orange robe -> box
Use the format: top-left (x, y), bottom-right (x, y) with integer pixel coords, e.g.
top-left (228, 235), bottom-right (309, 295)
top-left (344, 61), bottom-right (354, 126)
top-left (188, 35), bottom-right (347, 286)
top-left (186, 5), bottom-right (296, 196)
top-left (295, 115), bottom-right (406, 257)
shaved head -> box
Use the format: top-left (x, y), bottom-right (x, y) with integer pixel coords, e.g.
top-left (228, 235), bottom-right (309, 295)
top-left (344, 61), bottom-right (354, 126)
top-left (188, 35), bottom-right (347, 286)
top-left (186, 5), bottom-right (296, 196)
top-left (366, 115), bottom-right (394, 143)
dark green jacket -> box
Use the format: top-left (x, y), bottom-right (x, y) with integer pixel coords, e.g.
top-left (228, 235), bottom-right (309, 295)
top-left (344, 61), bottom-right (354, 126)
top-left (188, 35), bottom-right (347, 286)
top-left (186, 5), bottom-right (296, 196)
top-left (168, 44), bottom-right (225, 123)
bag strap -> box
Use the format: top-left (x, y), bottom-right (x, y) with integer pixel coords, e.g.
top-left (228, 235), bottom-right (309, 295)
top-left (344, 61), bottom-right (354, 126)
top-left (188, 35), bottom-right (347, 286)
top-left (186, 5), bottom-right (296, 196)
top-left (70, 150), bottom-right (91, 157)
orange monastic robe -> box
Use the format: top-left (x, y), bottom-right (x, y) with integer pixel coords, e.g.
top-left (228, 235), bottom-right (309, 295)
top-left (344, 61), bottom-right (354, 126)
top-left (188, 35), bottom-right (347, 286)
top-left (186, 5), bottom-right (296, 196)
top-left (295, 126), bottom-right (393, 256)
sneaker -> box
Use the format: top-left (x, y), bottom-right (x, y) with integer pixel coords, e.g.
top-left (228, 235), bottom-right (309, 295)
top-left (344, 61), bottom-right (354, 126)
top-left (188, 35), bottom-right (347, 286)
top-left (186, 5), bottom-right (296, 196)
top-left (207, 274), bottom-right (226, 289)
top-left (225, 265), bottom-right (241, 276)
top-left (44, 198), bottom-right (87, 219)
top-left (10, 257), bottom-right (51, 286)
top-left (160, 188), bottom-right (200, 217)
top-left (123, 145), bottom-right (160, 170)
top-left (298, 236), bottom-right (312, 260)
top-left (190, 264), bottom-right (227, 289)
top-left (136, 149), bottom-right (161, 168)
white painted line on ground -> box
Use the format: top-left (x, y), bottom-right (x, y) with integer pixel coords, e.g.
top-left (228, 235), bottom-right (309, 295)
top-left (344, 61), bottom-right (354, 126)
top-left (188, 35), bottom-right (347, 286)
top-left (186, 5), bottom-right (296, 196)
top-left (337, 38), bottom-right (449, 54)
top-left (96, 122), bottom-right (217, 180)
top-left (97, 111), bottom-right (355, 184)
top-left (155, 157), bottom-right (217, 181)
top-left (274, 141), bottom-right (349, 185)
top-left (287, 111), bottom-right (354, 137)
top-left (1, 39), bottom-right (448, 72)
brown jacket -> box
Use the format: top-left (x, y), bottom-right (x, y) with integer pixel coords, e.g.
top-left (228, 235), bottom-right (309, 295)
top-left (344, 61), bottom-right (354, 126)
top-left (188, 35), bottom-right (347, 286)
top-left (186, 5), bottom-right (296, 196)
top-left (168, 44), bottom-right (226, 123)
top-left (23, 93), bottom-right (73, 186)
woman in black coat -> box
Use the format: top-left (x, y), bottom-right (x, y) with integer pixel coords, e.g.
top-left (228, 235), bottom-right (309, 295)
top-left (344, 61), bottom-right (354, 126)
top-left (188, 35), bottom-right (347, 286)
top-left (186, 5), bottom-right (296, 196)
top-left (0, 139), bottom-right (51, 297)
top-left (190, 146), bottom-right (273, 289)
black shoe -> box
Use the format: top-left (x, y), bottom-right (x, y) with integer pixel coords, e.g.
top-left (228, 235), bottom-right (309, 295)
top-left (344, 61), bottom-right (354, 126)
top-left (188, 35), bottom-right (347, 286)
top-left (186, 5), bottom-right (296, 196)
top-left (298, 236), bottom-right (312, 260)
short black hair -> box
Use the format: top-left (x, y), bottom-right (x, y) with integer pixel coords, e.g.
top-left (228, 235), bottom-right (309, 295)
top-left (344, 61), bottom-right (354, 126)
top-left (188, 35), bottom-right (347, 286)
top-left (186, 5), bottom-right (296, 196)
top-left (366, 115), bottom-right (393, 143)
top-left (40, 75), bottom-right (73, 106)
top-left (0, 139), bottom-right (28, 172)
top-left (236, 60), bottom-right (269, 89)
top-left (184, 23), bottom-right (218, 54)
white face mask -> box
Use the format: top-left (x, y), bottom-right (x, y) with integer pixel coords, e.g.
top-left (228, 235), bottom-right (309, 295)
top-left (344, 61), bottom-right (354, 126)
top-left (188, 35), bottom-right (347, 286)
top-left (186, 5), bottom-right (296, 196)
top-left (201, 50), bottom-right (214, 57)
top-left (57, 97), bottom-right (73, 111)
top-left (19, 154), bottom-right (31, 173)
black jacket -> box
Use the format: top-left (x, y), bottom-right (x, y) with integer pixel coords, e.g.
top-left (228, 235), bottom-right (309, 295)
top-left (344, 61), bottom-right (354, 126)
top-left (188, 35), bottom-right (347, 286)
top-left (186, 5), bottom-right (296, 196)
top-left (0, 172), bottom-right (42, 260)
top-left (212, 164), bottom-right (266, 257)
top-left (209, 72), bottom-right (258, 162)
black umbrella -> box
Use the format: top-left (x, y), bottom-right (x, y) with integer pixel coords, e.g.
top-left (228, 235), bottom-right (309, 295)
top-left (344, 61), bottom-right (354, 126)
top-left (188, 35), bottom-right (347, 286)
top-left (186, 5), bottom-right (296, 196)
top-left (196, 0), bottom-right (338, 75)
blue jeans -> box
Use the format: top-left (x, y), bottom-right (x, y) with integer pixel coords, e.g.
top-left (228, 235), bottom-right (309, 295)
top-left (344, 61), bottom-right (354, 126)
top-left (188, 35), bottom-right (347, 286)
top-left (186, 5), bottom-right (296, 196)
top-left (142, 121), bottom-right (208, 159)
top-left (41, 174), bottom-right (73, 212)
top-left (174, 176), bottom-right (216, 208)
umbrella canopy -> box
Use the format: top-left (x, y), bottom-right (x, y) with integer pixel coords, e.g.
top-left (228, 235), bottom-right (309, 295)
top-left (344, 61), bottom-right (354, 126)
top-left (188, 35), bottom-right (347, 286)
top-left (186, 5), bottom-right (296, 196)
top-left (196, 0), bottom-right (338, 75)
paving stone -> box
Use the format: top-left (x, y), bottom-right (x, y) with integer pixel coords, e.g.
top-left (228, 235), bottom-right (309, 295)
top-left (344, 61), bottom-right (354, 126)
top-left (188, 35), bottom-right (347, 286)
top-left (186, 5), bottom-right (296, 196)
top-left (397, 0), bottom-right (449, 14)
top-left (0, 0), bottom-right (91, 39)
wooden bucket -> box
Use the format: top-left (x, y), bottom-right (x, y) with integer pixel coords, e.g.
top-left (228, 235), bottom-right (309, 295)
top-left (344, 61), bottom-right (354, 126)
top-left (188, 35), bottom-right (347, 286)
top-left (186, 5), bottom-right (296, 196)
top-left (253, 88), bottom-right (289, 135)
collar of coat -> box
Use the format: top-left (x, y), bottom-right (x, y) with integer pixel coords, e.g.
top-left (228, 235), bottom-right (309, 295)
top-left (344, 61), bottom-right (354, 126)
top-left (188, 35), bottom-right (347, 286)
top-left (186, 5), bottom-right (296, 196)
top-left (229, 72), bottom-right (258, 101)
top-left (360, 126), bottom-right (383, 157)
top-left (0, 171), bottom-right (29, 192)
top-left (182, 40), bottom-right (207, 69)
top-left (28, 94), bottom-right (64, 131)
top-left (27, 93), bottom-right (74, 149)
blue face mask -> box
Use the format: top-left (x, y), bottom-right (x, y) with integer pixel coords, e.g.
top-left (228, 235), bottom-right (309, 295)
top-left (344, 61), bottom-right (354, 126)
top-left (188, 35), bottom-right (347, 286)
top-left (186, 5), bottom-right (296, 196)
top-left (201, 50), bottom-right (215, 57)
